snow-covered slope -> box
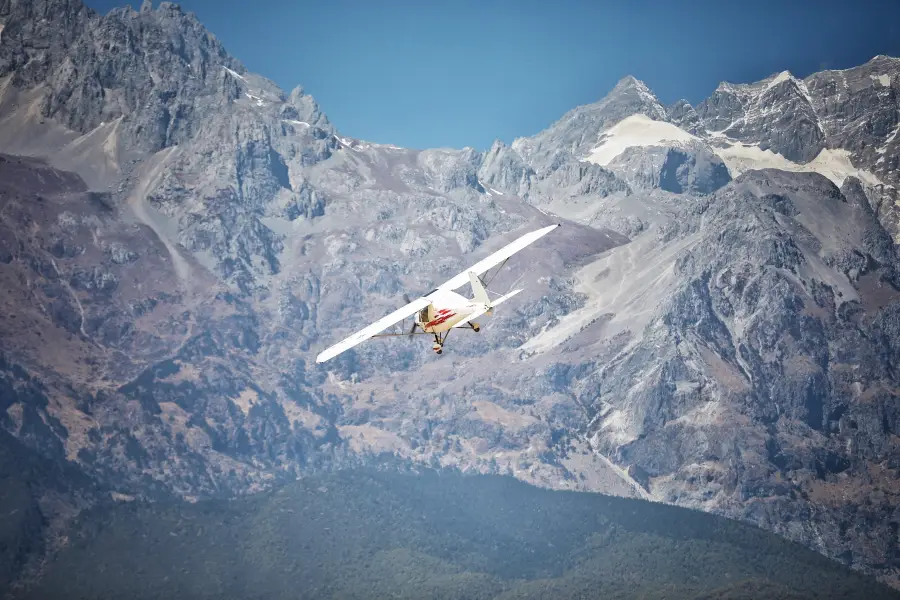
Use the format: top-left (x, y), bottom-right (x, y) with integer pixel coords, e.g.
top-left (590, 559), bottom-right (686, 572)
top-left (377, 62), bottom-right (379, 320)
top-left (510, 76), bottom-right (669, 173)
top-left (716, 143), bottom-right (883, 188)
top-left (582, 114), bottom-right (700, 165)
top-left (574, 114), bottom-right (883, 193)
top-left (541, 63), bottom-right (899, 242)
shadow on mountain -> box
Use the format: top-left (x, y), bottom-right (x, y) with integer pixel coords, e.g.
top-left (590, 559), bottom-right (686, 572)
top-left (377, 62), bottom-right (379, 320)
top-left (0, 430), bottom-right (98, 597)
top-left (10, 467), bottom-right (899, 600)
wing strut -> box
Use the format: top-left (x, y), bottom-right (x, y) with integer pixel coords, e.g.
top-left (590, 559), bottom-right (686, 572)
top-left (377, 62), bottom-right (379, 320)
top-left (315, 296), bottom-right (432, 363)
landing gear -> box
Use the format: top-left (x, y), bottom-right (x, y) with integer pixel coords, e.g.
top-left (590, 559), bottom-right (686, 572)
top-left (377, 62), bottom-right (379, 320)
top-left (432, 334), bottom-right (443, 354)
top-left (470, 322), bottom-right (480, 332)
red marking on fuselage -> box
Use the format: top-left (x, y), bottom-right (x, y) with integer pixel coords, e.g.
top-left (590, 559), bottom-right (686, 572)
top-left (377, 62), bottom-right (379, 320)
top-left (425, 312), bottom-right (456, 328)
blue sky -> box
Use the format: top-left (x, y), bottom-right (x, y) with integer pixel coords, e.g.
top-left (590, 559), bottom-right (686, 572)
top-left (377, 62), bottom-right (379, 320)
top-left (85, 0), bottom-right (900, 150)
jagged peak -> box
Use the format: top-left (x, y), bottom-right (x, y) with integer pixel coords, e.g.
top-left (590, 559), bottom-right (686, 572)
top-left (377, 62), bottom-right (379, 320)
top-left (488, 139), bottom-right (509, 152)
top-left (157, 1), bottom-right (183, 13)
top-left (610, 75), bottom-right (654, 96)
top-left (805, 54), bottom-right (900, 78)
top-left (714, 80), bottom-right (737, 93)
top-left (668, 98), bottom-right (697, 112)
top-left (712, 69), bottom-right (805, 101)
top-left (614, 74), bottom-right (640, 87)
top-left (589, 74), bottom-right (666, 119)
top-left (764, 70), bottom-right (795, 87)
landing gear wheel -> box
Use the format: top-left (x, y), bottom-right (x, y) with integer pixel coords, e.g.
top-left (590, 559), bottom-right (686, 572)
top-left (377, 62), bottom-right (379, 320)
top-left (471, 322), bottom-right (480, 332)
top-left (432, 332), bottom-right (446, 355)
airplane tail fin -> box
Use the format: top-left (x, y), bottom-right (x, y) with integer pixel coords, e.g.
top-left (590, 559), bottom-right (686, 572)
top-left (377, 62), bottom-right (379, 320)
top-left (468, 271), bottom-right (491, 306)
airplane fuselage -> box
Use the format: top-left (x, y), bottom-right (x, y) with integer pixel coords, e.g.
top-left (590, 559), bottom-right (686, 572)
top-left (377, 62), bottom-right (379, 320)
top-left (417, 289), bottom-right (490, 333)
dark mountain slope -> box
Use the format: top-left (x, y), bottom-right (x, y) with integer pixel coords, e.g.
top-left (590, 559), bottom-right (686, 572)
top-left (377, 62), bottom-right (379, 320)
top-left (14, 469), bottom-right (900, 600)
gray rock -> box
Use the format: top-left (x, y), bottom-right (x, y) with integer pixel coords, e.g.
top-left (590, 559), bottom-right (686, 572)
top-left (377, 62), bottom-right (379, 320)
top-left (691, 57), bottom-right (900, 237)
top-left (511, 76), bottom-right (668, 173)
top-left (666, 99), bottom-right (705, 135)
top-left (696, 72), bottom-right (825, 162)
top-left (608, 141), bottom-right (731, 195)
top-left (578, 169), bottom-right (900, 585)
top-left (2, 0), bottom-right (900, 590)
top-left (477, 139), bottom-right (535, 197)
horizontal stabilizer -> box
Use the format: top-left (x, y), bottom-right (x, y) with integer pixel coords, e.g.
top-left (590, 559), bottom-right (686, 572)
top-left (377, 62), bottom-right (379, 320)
top-left (491, 288), bottom-right (522, 307)
top-left (452, 289), bottom-right (523, 329)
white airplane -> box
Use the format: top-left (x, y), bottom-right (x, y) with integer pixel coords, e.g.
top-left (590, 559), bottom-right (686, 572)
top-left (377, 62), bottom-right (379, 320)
top-left (315, 223), bottom-right (561, 363)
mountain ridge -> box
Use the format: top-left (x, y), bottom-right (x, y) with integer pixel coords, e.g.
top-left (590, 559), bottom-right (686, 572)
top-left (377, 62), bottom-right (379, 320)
top-left (1, 0), bottom-right (900, 591)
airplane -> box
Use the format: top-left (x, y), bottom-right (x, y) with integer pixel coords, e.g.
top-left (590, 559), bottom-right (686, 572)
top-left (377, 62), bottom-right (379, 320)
top-left (315, 223), bottom-right (561, 363)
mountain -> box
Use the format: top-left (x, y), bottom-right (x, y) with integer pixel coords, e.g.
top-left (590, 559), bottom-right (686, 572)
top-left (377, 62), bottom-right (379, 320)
top-left (12, 468), bottom-right (900, 600)
top-left (1, 0), bottom-right (899, 592)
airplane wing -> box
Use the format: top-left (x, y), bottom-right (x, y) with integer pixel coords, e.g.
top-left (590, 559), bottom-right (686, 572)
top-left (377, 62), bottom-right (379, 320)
top-left (315, 296), bottom-right (432, 363)
top-left (435, 223), bottom-right (560, 293)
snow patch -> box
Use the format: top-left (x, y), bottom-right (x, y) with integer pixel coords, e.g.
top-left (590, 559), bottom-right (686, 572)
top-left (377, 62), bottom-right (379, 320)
top-left (333, 136), bottom-right (404, 152)
top-left (223, 66), bottom-right (246, 81)
top-left (766, 70), bottom-right (792, 90)
top-left (871, 73), bottom-right (891, 87)
top-left (878, 124), bottom-right (900, 154)
top-left (244, 93), bottom-right (264, 107)
top-left (714, 143), bottom-right (882, 188)
top-left (489, 187), bottom-right (504, 195)
top-left (583, 114), bottom-right (699, 166)
top-left (283, 119), bottom-right (310, 128)
top-left (794, 78), bottom-right (816, 107)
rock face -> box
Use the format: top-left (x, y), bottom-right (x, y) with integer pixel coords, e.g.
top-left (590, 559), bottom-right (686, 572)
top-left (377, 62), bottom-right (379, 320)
top-left (510, 76), bottom-right (668, 173)
top-left (2, 0), bottom-right (900, 591)
top-left (696, 71), bottom-right (826, 162)
top-left (607, 141), bottom-right (731, 195)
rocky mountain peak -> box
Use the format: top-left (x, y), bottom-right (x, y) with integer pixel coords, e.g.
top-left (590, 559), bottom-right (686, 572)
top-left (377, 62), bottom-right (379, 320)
top-left (487, 138), bottom-right (508, 153)
top-left (859, 54), bottom-right (900, 72)
top-left (3, 1), bottom-right (900, 592)
top-left (608, 75), bottom-right (665, 112)
top-left (696, 68), bottom-right (825, 162)
top-left (284, 86), bottom-right (332, 132)
top-left (666, 98), bottom-right (704, 135)
top-left (596, 74), bottom-right (667, 121)
top-left (509, 74), bottom-right (667, 173)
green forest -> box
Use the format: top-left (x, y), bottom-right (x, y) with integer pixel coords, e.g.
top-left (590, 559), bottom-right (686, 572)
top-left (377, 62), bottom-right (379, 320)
top-left (7, 464), bottom-right (899, 600)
